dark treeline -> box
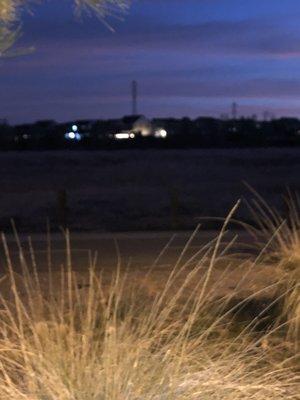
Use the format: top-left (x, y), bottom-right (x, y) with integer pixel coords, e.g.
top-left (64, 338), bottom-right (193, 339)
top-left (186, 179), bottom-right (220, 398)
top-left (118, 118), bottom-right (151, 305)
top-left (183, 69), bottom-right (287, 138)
top-left (1, 116), bottom-right (300, 150)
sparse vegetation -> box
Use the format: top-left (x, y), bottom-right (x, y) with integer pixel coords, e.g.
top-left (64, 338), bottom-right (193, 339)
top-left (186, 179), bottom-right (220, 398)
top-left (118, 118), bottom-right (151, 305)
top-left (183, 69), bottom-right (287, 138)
top-left (244, 189), bottom-right (300, 346)
top-left (0, 211), bottom-right (299, 399)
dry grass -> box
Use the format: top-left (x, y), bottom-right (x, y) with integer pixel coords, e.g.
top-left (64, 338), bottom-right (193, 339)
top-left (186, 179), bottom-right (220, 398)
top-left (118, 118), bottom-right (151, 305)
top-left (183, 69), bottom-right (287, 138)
top-left (243, 189), bottom-right (300, 345)
top-left (75, 0), bottom-right (130, 18)
top-left (245, 189), bottom-right (300, 263)
top-left (0, 212), bottom-right (299, 399)
top-left (0, 0), bottom-right (130, 54)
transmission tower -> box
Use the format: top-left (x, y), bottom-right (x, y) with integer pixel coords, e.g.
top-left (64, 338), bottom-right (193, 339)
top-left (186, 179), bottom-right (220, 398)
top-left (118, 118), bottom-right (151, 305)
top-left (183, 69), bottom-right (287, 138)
top-left (231, 102), bottom-right (238, 120)
top-left (132, 80), bottom-right (137, 115)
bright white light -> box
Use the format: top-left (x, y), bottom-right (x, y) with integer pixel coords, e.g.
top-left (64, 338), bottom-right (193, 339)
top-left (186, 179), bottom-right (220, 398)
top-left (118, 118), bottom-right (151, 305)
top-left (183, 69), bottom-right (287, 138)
top-left (155, 129), bottom-right (168, 138)
top-left (72, 125), bottom-right (78, 132)
top-left (129, 133), bottom-right (135, 138)
top-left (160, 129), bottom-right (167, 138)
top-left (65, 131), bottom-right (82, 141)
top-left (68, 132), bottom-right (76, 139)
top-left (115, 133), bottom-right (130, 140)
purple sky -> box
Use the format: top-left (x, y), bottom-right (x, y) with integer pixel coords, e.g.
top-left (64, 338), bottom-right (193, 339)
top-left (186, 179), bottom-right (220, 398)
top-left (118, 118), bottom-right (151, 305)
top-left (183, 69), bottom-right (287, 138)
top-left (2, 0), bottom-right (300, 123)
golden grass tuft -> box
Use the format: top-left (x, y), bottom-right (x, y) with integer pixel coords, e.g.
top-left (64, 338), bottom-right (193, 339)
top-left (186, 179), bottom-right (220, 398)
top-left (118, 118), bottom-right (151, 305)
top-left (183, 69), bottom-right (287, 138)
top-left (244, 189), bottom-right (300, 346)
top-left (0, 210), bottom-right (298, 399)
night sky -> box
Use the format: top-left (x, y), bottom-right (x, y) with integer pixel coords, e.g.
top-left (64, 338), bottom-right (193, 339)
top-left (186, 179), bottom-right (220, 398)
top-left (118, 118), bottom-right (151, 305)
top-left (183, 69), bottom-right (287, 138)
top-left (1, 0), bottom-right (300, 123)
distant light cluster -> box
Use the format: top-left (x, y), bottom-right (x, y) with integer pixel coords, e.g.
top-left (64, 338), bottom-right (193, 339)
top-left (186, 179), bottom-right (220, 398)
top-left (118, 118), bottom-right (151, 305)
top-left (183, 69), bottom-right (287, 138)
top-left (113, 116), bottom-right (168, 141)
top-left (115, 132), bottom-right (135, 140)
top-left (65, 124), bottom-right (82, 141)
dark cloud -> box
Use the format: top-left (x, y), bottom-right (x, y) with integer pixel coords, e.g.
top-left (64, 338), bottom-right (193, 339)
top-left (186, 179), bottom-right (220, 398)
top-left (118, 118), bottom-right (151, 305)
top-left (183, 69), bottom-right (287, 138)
top-left (19, 14), bottom-right (300, 58)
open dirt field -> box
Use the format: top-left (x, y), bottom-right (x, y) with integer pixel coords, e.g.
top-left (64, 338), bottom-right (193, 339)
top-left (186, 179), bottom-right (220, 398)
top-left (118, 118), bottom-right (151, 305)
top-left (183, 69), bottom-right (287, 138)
top-left (1, 148), bottom-right (300, 232)
top-left (0, 230), bottom-right (276, 304)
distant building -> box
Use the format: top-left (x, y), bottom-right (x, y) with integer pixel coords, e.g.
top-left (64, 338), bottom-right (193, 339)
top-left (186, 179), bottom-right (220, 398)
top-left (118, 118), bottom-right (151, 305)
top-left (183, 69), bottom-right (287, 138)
top-left (111, 115), bottom-right (167, 140)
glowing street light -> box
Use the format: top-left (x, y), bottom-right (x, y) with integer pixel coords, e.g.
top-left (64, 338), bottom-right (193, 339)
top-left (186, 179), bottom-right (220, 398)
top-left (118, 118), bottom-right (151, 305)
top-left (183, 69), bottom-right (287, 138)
top-left (65, 131), bottom-right (82, 141)
top-left (155, 129), bottom-right (168, 138)
top-left (68, 132), bottom-right (76, 139)
top-left (115, 132), bottom-right (135, 140)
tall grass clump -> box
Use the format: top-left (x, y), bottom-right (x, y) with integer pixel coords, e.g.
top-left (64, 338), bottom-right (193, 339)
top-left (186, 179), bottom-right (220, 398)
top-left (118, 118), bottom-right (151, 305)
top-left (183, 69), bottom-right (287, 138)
top-left (245, 189), bottom-right (300, 346)
top-left (0, 221), bottom-right (299, 399)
